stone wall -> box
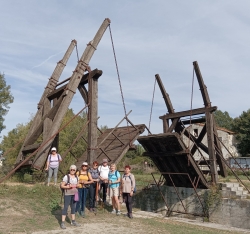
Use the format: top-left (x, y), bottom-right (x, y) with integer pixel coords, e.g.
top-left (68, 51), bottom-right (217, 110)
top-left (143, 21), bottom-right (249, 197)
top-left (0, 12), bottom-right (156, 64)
top-left (133, 185), bottom-right (250, 229)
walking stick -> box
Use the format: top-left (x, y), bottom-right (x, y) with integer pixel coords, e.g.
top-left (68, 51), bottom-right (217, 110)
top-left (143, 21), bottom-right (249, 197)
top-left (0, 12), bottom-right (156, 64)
top-left (95, 181), bottom-right (99, 207)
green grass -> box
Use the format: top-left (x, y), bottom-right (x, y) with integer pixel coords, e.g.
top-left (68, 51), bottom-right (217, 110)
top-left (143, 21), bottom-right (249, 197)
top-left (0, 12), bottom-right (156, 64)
top-left (0, 183), bottom-right (243, 233)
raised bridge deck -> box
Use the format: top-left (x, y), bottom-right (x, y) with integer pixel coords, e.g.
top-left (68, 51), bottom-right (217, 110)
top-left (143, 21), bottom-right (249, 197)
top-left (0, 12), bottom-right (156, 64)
top-left (75, 124), bottom-right (146, 169)
top-left (137, 133), bottom-right (209, 189)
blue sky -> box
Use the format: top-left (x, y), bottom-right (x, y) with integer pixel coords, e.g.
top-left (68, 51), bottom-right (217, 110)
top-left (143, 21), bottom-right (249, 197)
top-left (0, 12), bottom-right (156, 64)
top-left (1, 0), bottom-right (250, 139)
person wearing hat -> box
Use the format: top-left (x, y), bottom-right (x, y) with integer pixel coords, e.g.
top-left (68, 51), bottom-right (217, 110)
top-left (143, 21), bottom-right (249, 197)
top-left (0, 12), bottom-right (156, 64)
top-left (75, 162), bottom-right (93, 217)
top-left (45, 147), bottom-right (62, 186)
top-left (60, 165), bottom-right (80, 229)
top-left (98, 158), bottom-right (110, 204)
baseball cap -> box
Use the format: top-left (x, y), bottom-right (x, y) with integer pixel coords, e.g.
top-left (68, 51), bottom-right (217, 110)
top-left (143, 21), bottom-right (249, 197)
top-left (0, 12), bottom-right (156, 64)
top-left (102, 158), bottom-right (108, 163)
top-left (51, 147), bottom-right (57, 152)
top-left (82, 162), bottom-right (88, 166)
top-left (70, 165), bottom-right (77, 170)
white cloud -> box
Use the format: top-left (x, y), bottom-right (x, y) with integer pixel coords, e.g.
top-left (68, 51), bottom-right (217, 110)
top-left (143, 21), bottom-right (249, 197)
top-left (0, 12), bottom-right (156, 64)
top-left (1, 0), bottom-right (250, 139)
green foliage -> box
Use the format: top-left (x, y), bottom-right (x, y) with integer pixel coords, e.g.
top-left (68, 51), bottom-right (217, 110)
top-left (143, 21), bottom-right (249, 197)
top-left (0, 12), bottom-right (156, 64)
top-left (0, 108), bottom-right (88, 180)
top-left (0, 73), bottom-right (14, 133)
top-left (203, 185), bottom-right (222, 219)
top-left (232, 109), bottom-right (250, 156)
top-left (0, 122), bottom-right (31, 169)
top-left (214, 110), bottom-right (233, 130)
top-left (58, 109), bottom-right (88, 174)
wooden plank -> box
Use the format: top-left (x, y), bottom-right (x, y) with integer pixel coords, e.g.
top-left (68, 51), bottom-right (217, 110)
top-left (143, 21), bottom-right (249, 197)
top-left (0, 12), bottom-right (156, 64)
top-left (87, 71), bottom-right (99, 164)
top-left (213, 120), bottom-right (227, 177)
top-left (33, 18), bottom-right (111, 169)
top-left (47, 84), bottom-right (67, 100)
top-left (78, 84), bottom-right (88, 104)
top-left (143, 151), bottom-right (188, 157)
top-left (193, 61), bottom-right (211, 107)
top-left (22, 143), bottom-right (41, 154)
top-left (205, 111), bottom-right (218, 183)
top-left (15, 40), bottom-right (76, 164)
top-left (167, 118), bottom-right (179, 133)
top-left (159, 106), bottom-right (217, 120)
top-left (155, 74), bottom-right (175, 113)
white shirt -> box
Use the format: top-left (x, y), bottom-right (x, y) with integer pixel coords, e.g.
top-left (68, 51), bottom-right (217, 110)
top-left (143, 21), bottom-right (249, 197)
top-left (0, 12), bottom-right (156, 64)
top-left (98, 165), bottom-right (110, 180)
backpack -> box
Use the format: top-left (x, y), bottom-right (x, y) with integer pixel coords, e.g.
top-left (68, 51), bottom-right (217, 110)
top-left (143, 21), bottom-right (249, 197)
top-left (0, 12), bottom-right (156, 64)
top-left (48, 154), bottom-right (60, 162)
top-left (108, 170), bottom-right (120, 187)
top-left (60, 174), bottom-right (78, 202)
top-left (78, 170), bottom-right (90, 188)
top-left (123, 174), bottom-right (136, 193)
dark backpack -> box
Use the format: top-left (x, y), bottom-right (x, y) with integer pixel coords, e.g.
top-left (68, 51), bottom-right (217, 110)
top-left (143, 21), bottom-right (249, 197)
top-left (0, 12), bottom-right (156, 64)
top-left (123, 174), bottom-right (136, 193)
top-left (60, 174), bottom-right (78, 202)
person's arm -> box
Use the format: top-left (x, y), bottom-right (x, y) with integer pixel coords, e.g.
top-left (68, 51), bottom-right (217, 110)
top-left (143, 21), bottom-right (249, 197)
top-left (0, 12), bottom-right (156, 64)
top-left (98, 166), bottom-right (103, 180)
top-left (45, 156), bottom-right (50, 170)
top-left (130, 174), bottom-right (135, 196)
top-left (86, 172), bottom-right (93, 184)
top-left (59, 154), bottom-right (62, 162)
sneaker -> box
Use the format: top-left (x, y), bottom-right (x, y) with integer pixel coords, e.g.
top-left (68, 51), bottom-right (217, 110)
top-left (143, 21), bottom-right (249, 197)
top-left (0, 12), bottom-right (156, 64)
top-left (111, 209), bottom-right (116, 214)
top-left (60, 222), bottom-right (66, 229)
top-left (116, 210), bottom-right (121, 216)
top-left (71, 220), bottom-right (81, 227)
top-left (79, 210), bottom-right (85, 217)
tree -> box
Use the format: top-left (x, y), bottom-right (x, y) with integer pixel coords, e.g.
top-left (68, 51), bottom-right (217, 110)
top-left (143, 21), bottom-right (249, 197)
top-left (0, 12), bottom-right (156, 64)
top-left (214, 110), bottom-right (233, 130)
top-left (232, 109), bottom-right (250, 157)
top-left (0, 109), bottom-right (88, 173)
top-left (0, 73), bottom-right (14, 133)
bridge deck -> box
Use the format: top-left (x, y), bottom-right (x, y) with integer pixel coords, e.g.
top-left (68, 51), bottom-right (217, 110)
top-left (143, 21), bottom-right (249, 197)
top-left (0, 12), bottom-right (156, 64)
top-left (138, 133), bottom-right (209, 189)
top-left (75, 124), bottom-right (146, 169)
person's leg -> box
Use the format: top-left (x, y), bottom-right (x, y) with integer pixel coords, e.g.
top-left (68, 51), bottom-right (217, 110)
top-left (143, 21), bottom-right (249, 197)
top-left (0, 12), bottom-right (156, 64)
top-left (53, 167), bottom-right (59, 184)
top-left (127, 194), bottom-right (133, 217)
top-left (82, 187), bottom-right (88, 213)
top-left (99, 182), bottom-right (104, 201)
top-left (89, 183), bottom-right (94, 209)
top-left (103, 183), bottom-right (108, 203)
top-left (123, 193), bottom-right (129, 214)
top-left (70, 196), bottom-right (81, 226)
top-left (93, 183), bottom-right (97, 207)
top-left (114, 190), bottom-right (120, 215)
top-left (61, 195), bottom-right (71, 228)
top-left (47, 167), bottom-right (53, 185)
top-left (75, 188), bottom-right (83, 215)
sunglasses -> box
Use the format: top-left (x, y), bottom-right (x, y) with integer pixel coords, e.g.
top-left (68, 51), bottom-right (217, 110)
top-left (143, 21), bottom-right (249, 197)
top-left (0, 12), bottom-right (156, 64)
top-left (82, 165), bottom-right (88, 167)
top-left (70, 169), bottom-right (76, 171)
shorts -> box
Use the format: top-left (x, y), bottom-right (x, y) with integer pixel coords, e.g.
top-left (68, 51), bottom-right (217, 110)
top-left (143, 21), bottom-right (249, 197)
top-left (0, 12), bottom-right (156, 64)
top-left (110, 187), bottom-right (119, 197)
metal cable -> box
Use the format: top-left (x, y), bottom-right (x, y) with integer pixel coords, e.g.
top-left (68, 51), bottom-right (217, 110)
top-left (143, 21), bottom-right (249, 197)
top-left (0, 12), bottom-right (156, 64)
top-left (149, 77), bottom-right (156, 132)
top-left (187, 66), bottom-right (195, 166)
top-left (108, 25), bottom-right (132, 145)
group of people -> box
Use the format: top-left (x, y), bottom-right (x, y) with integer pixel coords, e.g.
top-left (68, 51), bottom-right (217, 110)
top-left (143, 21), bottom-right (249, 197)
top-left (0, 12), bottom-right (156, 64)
top-left (45, 147), bottom-right (136, 230)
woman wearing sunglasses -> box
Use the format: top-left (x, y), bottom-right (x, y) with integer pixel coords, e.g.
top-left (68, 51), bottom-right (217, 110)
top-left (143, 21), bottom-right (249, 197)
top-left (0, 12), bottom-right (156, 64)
top-left (60, 165), bottom-right (80, 229)
top-left (75, 162), bottom-right (93, 217)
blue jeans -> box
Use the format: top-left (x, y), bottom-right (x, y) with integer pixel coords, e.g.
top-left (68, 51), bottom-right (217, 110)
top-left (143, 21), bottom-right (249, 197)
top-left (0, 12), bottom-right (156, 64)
top-left (75, 187), bottom-right (88, 213)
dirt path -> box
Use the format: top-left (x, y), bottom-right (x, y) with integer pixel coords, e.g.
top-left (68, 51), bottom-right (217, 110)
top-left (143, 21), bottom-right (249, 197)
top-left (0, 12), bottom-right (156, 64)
top-left (31, 210), bottom-right (250, 234)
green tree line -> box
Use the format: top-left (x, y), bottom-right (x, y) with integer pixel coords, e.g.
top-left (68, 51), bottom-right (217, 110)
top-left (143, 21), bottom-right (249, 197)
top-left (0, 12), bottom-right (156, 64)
top-left (214, 109), bottom-right (250, 156)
